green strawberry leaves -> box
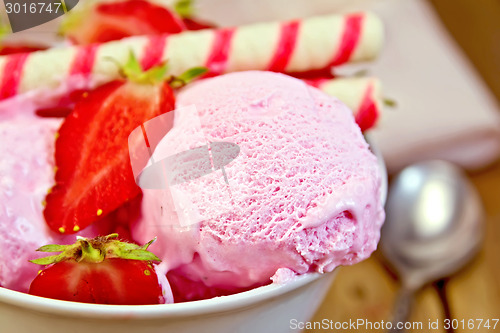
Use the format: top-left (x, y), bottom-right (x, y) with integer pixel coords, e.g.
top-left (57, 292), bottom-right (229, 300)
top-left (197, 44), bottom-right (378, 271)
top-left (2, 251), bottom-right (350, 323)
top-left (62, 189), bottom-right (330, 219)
top-left (30, 233), bottom-right (160, 265)
top-left (115, 51), bottom-right (207, 87)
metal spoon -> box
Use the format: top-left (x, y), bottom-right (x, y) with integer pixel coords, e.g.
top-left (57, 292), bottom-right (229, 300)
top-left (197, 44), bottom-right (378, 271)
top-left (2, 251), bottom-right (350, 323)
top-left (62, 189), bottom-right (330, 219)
top-left (381, 160), bottom-right (484, 332)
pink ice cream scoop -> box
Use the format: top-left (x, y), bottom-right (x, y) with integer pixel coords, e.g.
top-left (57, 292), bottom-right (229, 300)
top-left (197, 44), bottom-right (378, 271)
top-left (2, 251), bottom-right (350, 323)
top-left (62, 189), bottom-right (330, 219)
top-left (0, 95), bottom-right (118, 292)
top-left (0, 94), bottom-right (110, 292)
top-left (0, 92), bottom-right (169, 296)
top-left (0, 96), bottom-right (63, 292)
top-left (133, 71), bottom-right (385, 301)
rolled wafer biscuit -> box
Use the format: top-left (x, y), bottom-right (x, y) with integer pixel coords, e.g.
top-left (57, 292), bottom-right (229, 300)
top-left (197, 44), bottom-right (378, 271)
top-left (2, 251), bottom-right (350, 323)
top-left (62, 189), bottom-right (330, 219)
top-left (0, 12), bottom-right (383, 100)
top-left (306, 77), bottom-right (382, 131)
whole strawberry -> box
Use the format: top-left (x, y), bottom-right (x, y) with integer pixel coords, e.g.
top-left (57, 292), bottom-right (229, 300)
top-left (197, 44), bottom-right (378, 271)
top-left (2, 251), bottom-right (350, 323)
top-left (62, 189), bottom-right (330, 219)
top-left (29, 234), bottom-right (164, 305)
top-left (43, 52), bottom-right (206, 234)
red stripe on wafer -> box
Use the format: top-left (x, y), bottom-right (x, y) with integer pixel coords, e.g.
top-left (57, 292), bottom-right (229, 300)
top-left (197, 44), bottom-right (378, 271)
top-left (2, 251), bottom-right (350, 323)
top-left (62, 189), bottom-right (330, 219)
top-left (141, 34), bottom-right (168, 70)
top-left (355, 82), bottom-right (378, 132)
top-left (0, 53), bottom-right (29, 100)
top-left (70, 44), bottom-right (99, 78)
top-left (329, 13), bottom-right (363, 66)
top-left (288, 68), bottom-right (335, 79)
top-left (267, 20), bottom-right (300, 72)
top-left (302, 78), bottom-right (330, 89)
top-left (204, 27), bottom-right (236, 76)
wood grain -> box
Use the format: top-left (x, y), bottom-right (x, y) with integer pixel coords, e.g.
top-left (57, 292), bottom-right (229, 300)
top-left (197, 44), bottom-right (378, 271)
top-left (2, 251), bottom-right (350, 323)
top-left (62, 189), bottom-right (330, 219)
top-left (428, 0), bottom-right (500, 106)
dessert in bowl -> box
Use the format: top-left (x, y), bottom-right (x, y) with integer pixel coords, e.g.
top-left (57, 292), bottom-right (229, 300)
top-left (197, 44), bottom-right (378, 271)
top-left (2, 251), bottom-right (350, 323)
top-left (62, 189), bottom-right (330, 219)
top-left (0, 271), bottom-right (334, 333)
top-left (0, 4), bottom-right (386, 332)
top-left (0, 70), bottom-right (386, 333)
top-left (134, 71), bottom-right (385, 301)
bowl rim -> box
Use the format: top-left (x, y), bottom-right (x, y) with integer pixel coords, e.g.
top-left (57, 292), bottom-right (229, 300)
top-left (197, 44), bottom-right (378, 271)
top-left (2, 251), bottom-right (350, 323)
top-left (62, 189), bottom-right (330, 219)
top-left (0, 135), bottom-right (386, 319)
top-left (0, 273), bottom-right (324, 319)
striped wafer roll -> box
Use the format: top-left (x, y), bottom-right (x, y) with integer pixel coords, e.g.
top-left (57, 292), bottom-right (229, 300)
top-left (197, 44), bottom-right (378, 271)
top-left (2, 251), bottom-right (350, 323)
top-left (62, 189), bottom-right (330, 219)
top-left (0, 12), bottom-right (383, 100)
top-left (307, 77), bottom-right (382, 131)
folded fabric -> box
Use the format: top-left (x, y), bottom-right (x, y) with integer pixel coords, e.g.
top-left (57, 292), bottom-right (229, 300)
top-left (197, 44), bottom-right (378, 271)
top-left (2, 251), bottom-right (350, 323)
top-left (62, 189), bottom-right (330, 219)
top-left (366, 0), bottom-right (500, 172)
top-left (196, 0), bottom-right (500, 173)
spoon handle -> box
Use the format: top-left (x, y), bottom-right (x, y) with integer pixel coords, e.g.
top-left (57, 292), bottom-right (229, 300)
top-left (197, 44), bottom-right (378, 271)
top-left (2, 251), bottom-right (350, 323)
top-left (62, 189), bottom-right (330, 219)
top-left (435, 279), bottom-right (455, 333)
top-left (388, 286), bottom-right (416, 333)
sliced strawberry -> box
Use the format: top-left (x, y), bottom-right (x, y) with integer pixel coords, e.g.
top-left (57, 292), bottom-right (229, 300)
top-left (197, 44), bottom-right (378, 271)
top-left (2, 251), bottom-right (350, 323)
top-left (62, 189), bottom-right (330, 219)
top-left (92, 193), bottom-right (144, 243)
top-left (43, 55), bottom-right (173, 234)
top-left (44, 79), bottom-right (174, 234)
top-left (29, 234), bottom-right (164, 305)
top-left (43, 53), bottom-right (206, 234)
top-left (61, 0), bottom-right (186, 45)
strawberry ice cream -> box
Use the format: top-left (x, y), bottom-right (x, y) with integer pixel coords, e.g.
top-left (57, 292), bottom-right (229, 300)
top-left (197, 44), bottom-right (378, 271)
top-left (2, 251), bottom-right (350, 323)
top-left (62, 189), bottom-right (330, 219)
top-left (0, 96), bottom-right (62, 292)
top-left (0, 92), bottom-right (144, 293)
top-left (133, 71), bottom-right (385, 301)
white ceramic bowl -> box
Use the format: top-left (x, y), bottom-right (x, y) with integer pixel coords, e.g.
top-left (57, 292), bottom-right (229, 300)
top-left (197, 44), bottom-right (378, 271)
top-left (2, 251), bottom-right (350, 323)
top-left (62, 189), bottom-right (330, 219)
top-left (0, 272), bottom-right (336, 333)
top-left (0, 136), bottom-right (386, 333)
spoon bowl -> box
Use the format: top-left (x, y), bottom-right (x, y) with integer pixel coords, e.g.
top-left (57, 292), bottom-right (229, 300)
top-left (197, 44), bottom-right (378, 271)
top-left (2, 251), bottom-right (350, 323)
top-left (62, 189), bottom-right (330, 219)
top-left (382, 160), bottom-right (483, 287)
top-left (381, 160), bottom-right (484, 331)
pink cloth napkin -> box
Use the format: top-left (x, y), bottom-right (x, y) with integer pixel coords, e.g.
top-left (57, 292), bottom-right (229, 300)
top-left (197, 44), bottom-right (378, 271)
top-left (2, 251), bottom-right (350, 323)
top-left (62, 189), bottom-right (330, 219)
top-left (195, 0), bottom-right (500, 173)
top-left (363, 0), bottom-right (500, 173)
